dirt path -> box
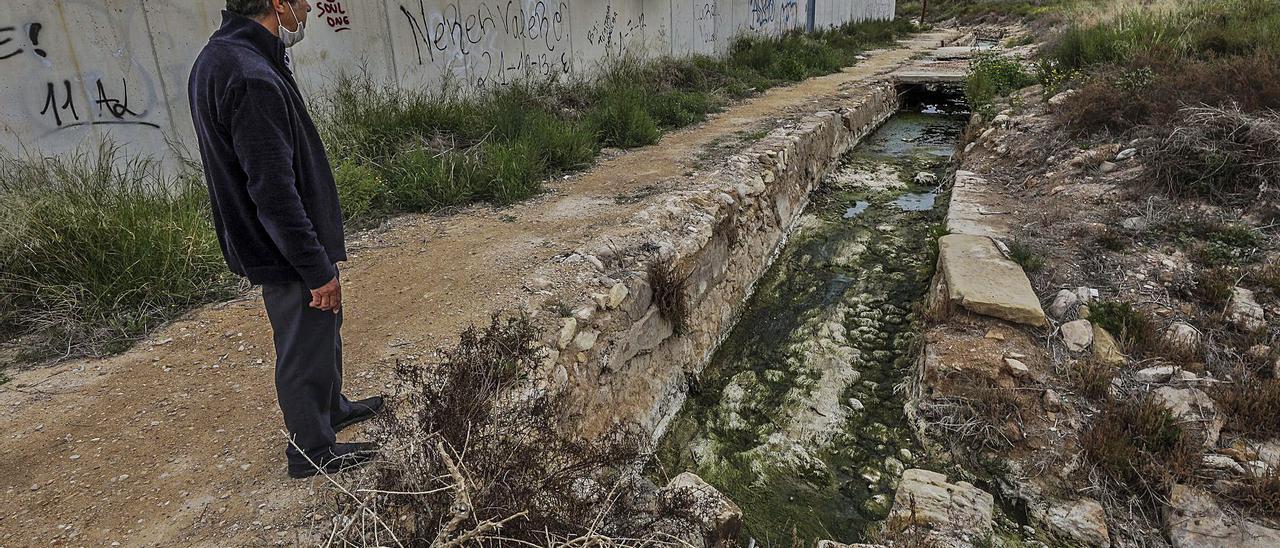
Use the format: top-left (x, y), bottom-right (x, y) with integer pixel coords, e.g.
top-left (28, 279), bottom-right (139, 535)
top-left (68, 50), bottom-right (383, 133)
top-left (0, 31), bottom-right (955, 547)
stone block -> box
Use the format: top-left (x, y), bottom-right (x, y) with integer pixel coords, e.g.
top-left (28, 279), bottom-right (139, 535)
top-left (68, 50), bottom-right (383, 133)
top-left (936, 234), bottom-right (1047, 327)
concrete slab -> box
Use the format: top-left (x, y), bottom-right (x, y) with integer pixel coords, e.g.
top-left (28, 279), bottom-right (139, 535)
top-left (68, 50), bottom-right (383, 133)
top-left (937, 234), bottom-right (1047, 327)
top-left (929, 45), bottom-right (994, 60)
top-left (946, 170), bottom-right (1014, 239)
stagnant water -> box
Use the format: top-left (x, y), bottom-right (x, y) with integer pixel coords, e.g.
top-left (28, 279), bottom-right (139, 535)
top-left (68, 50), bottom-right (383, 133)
top-left (656, 93), bottom-right (968, 545)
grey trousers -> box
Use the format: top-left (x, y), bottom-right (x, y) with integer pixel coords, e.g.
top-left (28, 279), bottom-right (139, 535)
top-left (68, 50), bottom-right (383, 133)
top-left (262, 280), bottom-right (354, 464)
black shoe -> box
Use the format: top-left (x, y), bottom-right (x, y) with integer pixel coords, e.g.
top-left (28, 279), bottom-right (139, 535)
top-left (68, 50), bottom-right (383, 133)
top-left (333, 395), bottom-right (386, 433)
top-left (287, 442), bottom-right (378, 479)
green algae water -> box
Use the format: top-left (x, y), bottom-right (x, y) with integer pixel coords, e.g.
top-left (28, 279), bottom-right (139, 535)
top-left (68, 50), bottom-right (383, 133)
top-left (656, 94), bottom-right (968, 545)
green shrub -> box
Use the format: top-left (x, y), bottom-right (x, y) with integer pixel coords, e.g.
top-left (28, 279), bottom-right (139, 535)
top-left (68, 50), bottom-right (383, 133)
top-left (478, 140), bottom-right (546, 204)
top-left (587, 82), bottom-right (662, 148)
top-left (334, 160), bottom-right (386, 226)
top-left (1088, 301), bottom-right (1156, 355)
top-left (0, 145), bottom-right (236, 358)
top-left (383, 149), bottom-right (481, 211)
top-left (965, 53), bottom-right (1035, 112)
top-left (1006, 240), bottom-right (1046, 273)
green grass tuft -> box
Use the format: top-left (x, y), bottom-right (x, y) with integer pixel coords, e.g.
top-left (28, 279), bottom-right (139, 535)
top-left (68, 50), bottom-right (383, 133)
top-left (0, 144), bottom-right (237, 359)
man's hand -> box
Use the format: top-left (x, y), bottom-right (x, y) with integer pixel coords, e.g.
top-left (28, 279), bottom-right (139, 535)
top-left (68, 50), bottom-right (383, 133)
top-left (310, 277), bottom-right (342, 313)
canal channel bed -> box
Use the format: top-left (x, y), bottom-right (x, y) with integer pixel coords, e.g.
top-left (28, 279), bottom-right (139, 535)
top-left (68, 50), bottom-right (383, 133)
top-left (654, 95), bottom-right (969, 545)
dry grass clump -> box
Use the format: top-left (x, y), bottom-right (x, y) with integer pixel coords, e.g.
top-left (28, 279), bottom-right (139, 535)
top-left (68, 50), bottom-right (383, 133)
top-left (1068, 359), bottom-right (1114, 401)
top-left (1210, 378), bottom-right (1280, 439)
top-left (1219, 465), bottom-right (1280, 520)
top-left (1056, 53), bottom-right (1280, 137)
top-left (920, 372), bottom-right (1025, 450)
top-left (648, 258), bottom-right (691, 336)
top-left (1147, 106), bottom-right (1280, 206)
top-left (1082, 397), bottom-right (1200, 506)
top-left (333, 314), bottom-right (700, 545)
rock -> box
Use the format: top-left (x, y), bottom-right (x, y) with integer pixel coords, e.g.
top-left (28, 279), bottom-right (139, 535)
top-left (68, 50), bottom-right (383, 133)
top-left (1163, 322), bottom-right (1202, 353)
top-left (573, 329), bottom-right (599, 352)
top-left (1226, 287), bottom-right (1266, 332)
top-left (1116, 148), bottom-right (1138, 161)
top-left (984, 328), bottom-right (1006, 341)
top-left (1048, 289), bottom-right (1079, 319)
top-left (529, 277), bottom-right (554, 290)
top-left (884, 457), bottom-right (906, 477)
top-left (1166, 484), bottom-right (1280, 547)
top-left (1034, 498), bottom-right (1110, 548)
top-left (1134, 365), bottom-right (1175, 384)
top-left (914, 171), bottom-right (938, 185)
top-left (573, 304), bottom-right (596, 322)
top-left (661, 472), bottom-right (744, 547)
top-left (936, 234), bottom-right (1048, 327)
top-left (1004, 357), bottom-right (1031, 378)
top-left (1092, 325), bottom-right (1125, 365)
top-left (1152, 386), bottom-right (1223, 447)
top-left (1201, 454), bottom-right (1247, 475)
top-left (890, 469), bottom-right (994, 546)
top-left (1043, 389), bottom-right (1063, 412)
top-left (557, 318), bottom-right (578, 350)
top-left (1048, 89), bottom-right (1076, 106)
top-left (606, 283), bottom-right (630, 309)
top-left (1098, 161), bottom-right (1118, 174)
top-left (1061, 319), bottom-right (1094, 352)
top-left (1121, 216), bottom-right (1150, 231)
top-left (1256, 440), bottom-right (1280, 469)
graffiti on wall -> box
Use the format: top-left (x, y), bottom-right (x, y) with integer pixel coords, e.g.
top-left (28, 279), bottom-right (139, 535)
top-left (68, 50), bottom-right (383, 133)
top-left (746, 0), bottom-right (801, 32)
top-left (397, 0), bottom-right (572, 87)
top-left (316, 0), bottom-right (354, 32)
top-left (0, 22), bottom-right (46, 59)
top-left (2, 18), bottom-right (158, 134)
top-left (695, 2), bottom-right (718, 44)
top-left (585, 5), bottom-right (646, 58)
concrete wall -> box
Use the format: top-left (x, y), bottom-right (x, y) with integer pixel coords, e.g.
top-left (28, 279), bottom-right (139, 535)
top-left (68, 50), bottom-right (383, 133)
top-left (0, 0), bottom-right (894, 163)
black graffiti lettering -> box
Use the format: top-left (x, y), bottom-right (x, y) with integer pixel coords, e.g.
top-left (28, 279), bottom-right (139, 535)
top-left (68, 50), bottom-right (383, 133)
top-left (41, 80), bottom-right (80, 127)
top-left (696, 3), bottom-right (718, 44)
top-left (749, 0), bottom-right (777, 30)
top-left (95, 78), bottom-right (143, 120)
top-left (29, 22), bottom-right (46, 57)
top-left (0, 26), bottom-right (20, 60)
top-left (398, 0), bottom-right (571, 84)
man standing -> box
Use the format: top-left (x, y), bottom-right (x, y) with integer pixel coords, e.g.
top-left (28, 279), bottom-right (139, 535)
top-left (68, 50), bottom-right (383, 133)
top-left (188, 0), bottom-right (382, 479)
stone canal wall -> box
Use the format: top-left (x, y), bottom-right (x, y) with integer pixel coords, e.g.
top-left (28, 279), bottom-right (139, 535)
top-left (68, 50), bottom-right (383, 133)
top-left (529, 82), bottom-right (903, 437)
top-left (0, 0), bottom-right (895, 165)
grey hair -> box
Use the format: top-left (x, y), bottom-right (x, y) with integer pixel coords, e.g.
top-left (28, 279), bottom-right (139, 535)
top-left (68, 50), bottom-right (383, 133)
top-left (226, 0), bottom-right (275, 18)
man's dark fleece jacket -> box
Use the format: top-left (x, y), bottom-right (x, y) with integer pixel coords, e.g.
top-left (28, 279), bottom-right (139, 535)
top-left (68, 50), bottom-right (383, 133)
top-left (189, 11), bottom-right (345, 290)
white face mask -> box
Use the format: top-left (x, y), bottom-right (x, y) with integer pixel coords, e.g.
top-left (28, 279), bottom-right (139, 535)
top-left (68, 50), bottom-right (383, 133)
top-left (275, 1), bottom-right (306, 48)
